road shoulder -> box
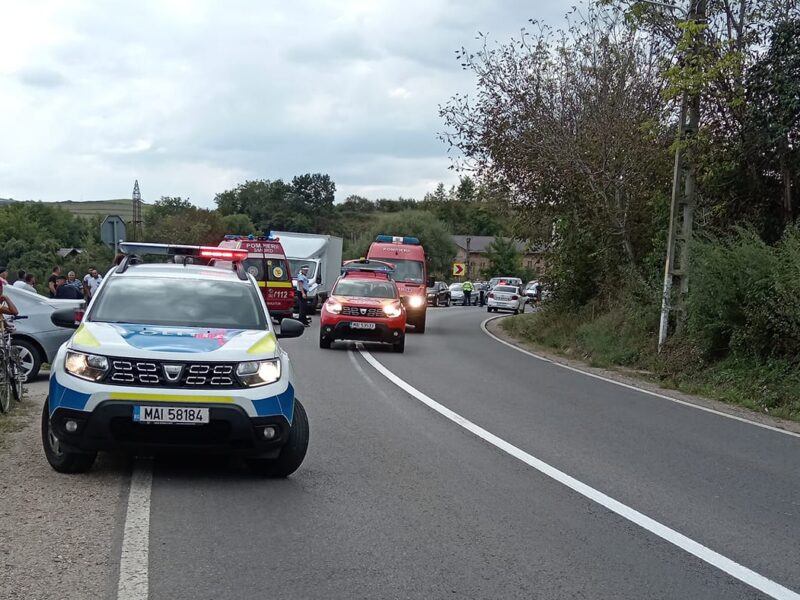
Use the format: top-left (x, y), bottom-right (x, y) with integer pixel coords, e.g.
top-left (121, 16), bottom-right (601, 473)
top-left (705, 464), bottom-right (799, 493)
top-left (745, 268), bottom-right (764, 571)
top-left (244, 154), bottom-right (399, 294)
top-left (485, 315), bottom-right (800, 436)
top-left (0, 381), bottom-right (127, 600)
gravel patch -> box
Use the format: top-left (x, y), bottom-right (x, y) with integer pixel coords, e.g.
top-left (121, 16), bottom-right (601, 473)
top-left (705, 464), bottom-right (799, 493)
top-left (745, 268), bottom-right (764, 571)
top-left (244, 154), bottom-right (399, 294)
top-left (0, 379), bottom-right (127, 600)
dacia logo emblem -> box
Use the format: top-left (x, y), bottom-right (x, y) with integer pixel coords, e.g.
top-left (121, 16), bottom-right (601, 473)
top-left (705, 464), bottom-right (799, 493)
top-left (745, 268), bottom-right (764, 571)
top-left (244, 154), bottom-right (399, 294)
top-left (163, 364), bottom-right (183, 383)
top-left (360, 308), bottom-right (367, 315)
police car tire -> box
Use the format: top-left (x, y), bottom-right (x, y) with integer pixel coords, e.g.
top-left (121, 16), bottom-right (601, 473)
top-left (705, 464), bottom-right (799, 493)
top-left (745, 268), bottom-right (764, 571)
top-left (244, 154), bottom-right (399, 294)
top-left (41, 399), bottom-right (96, 474)
top-left (247, 399), bottom-right (309, 478)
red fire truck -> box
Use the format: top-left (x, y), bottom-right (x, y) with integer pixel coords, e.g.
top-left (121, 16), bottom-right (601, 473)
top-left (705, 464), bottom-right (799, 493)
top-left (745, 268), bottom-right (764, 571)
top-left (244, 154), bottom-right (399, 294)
top-left (219, 235), bottom-right (295, 320)
top-left (366, 235), bottom-right (430, 333)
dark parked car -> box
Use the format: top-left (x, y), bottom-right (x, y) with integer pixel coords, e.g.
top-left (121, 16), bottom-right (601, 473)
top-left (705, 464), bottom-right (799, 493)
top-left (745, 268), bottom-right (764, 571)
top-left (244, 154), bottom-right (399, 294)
top-left (426, 281), bottom-right (451, 306)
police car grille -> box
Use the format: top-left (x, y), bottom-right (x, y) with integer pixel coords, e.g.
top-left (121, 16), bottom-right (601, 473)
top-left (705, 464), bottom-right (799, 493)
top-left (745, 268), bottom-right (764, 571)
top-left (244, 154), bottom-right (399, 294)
top-left (341, 306), bottom-right (380, 317)
top-left (106, 359), bottom-right (240, 388)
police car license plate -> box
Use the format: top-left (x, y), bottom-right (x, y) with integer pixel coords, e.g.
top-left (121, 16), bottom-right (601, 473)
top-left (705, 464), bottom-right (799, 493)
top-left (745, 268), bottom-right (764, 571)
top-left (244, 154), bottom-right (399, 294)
top-left (133, 406), bottom-right (209, 425)
top-left (496, 295), bottom-right (510, 301)
top-left (350, 322), bottom-right (376, 330)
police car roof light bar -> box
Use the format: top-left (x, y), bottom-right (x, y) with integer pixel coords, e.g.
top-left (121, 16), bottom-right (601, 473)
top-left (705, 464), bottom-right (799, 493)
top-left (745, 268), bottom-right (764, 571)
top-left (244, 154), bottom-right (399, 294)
top-left (117, 242), bottom-right (249, 279)
top-left (374, 235), bottom-right (420, 245)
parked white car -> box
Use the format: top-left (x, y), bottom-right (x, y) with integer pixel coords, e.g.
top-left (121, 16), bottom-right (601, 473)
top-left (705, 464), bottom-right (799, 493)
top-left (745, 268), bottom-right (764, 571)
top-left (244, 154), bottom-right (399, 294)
top-left (487, 285), bottom-right (527, 314)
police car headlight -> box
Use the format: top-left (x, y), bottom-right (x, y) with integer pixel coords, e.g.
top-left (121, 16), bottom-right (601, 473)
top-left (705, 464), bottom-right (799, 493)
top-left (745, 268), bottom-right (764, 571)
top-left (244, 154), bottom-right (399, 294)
top-left (65, 350), bottom-right (109, 382)
top-left (237, 359), bottom-right (281, 387)
top-left (407, 295), bottom-right (424, 309)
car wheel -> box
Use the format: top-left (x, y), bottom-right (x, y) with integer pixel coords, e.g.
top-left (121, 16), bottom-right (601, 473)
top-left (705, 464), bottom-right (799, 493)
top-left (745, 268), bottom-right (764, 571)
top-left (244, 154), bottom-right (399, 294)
top-left (247, 399), bottom-right (309, 478)
top-left (393, 337), bottom-right (405, 353)
top-left (12, 339), bottom-right (41, 381)
top-left (433, 297), bottom-right (439, 307)
top-left (513, 309), bottom-right (519, 315)
top-left (319, 334), bottom-right (331, 349)
top-left (41, 398), bottom-right (96, 474)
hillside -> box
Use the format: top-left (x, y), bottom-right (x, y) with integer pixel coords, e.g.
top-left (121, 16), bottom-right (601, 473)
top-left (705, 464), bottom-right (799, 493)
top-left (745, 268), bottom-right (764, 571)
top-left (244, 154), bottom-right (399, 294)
top-left (39, 199), bottom-right (148, 222)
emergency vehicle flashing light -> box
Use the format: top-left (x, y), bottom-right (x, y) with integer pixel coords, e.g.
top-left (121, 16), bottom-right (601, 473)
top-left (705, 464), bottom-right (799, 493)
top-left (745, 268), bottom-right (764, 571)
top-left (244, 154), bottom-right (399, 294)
top-left (223, 233), bottom-right (281, 242)
top-left (374, 235), bottom-right (420, 245)
top-left (119, 242), bottom-right (248, 262)
top-left (199, 248), bottom-right (249, 261)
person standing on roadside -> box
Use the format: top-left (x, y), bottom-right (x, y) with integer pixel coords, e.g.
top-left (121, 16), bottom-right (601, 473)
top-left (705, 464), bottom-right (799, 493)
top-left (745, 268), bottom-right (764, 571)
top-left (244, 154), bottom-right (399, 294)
top-left (14, 274), bottom-right (37, 293)
top-left (0, 282), bottom-right (19, 316)
top-left (83, 267), bottom-right (103, 300)
top-left (462, 280), bottom-right (474, 306)
top-left (55, 275), bottom-right (82, 300)
top-left (295, 265), bottom-right (311, 326)
top-left (66, 271), bottom-right (82, 292)
top-left (47, 266), bottom-right (61, 298)
top-left (0, 266), bottom-right (9, 286)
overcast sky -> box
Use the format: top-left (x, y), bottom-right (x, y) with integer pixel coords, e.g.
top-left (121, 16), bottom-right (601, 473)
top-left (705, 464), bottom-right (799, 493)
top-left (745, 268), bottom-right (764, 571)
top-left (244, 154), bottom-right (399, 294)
top-left (0, 0), bottom-right (570, 208)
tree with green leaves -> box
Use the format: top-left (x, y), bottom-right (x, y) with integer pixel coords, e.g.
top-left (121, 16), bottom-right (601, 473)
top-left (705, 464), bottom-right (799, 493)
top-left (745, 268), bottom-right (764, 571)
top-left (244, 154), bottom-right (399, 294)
top-left (144, 197), bottom-right (226, 246)
top-left (222, 214), bottom-right (257, 235)
top-left (482, 238), bottom-right (522, 279)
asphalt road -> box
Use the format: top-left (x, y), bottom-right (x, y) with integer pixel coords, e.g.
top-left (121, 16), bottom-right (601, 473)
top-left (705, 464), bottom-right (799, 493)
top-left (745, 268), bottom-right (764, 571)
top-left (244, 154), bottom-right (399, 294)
top-left (135, 307), bottom-right (800, 599)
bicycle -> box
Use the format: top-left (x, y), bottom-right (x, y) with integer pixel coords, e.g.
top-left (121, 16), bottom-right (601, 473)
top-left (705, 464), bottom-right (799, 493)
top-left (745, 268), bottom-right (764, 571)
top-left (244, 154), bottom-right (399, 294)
top-left (0, 315), bottom-right (27, 413)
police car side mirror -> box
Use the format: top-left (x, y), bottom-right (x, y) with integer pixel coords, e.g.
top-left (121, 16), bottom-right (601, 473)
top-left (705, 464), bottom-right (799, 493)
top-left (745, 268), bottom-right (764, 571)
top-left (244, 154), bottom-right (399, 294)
top-left (277, 318), bottom-right (304, 339)
top-left (52, 307), bottom-right (82, 329)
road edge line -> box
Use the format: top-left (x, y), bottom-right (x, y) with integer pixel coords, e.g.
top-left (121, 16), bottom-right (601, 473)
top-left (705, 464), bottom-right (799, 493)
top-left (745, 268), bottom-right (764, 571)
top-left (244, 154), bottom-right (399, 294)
top-left (116, 458), bottom-right (152, 600)
top-left (480, 315), bottom-right (800, 439)
top-left (357, 346), bottom-right (800, 600)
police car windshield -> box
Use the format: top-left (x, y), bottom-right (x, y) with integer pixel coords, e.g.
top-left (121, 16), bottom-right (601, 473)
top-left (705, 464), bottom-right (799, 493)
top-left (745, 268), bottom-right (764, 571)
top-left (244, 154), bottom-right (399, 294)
top-left (334, 279), bottom-right (397, 299)
top-left (388, 259), bottom-right (424, 283)
top-left (90, 277), bottom-right (268, 330)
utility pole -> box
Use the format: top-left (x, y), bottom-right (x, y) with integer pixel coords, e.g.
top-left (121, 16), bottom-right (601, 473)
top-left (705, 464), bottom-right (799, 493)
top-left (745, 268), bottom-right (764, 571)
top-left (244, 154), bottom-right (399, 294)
top-left (132, 180), bottom-right (142, 242)
top-left (465, 236), bottom-right (472, 280)
top-left (655, 0), bottom-right (707, 352)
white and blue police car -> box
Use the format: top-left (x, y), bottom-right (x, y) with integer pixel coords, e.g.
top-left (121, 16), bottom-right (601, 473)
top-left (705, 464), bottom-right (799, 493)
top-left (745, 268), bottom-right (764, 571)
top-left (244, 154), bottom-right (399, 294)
top-left (42, 242), bottom-right (309, 477)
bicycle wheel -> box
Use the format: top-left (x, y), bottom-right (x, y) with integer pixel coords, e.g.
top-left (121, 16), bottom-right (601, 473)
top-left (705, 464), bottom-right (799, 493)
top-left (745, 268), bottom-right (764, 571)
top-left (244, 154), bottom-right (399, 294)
top-left (10, 349), bottom-right (24, 402)
top-left (0, 361), bottom-right (10, 413)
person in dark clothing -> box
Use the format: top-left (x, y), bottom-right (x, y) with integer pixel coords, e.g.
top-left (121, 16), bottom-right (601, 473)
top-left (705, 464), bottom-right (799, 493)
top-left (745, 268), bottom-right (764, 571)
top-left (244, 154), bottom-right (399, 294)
top-left (54, 275), bottom-right (82, 300)
top-left (47, 266), bottom-right (61, 298)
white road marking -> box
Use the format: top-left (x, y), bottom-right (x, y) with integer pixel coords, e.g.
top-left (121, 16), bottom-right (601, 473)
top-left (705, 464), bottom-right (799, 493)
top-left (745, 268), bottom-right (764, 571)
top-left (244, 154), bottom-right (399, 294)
top-left (480, 315), bottom-right (800, 439)
top-left (357, 346), bottom-right (800, 600)
top-left (116, 458), bottom-right (153, 600)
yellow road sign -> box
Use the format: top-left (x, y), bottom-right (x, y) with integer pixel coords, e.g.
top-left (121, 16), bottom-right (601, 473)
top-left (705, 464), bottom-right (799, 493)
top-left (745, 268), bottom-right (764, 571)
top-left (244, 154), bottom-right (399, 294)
top-left (452, 263), bottom-right (466, 277)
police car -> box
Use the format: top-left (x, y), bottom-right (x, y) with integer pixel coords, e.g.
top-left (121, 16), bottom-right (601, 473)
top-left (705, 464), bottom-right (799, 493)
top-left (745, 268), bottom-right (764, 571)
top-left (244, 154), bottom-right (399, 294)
top-left (42, 242), bottom-right (309, 477)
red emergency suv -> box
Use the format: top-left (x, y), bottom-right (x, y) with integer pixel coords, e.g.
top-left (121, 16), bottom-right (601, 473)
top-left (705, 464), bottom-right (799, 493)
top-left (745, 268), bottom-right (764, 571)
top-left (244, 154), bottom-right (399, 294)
top-left (218, 235), bottom-right (295, 320)
top-left (366, 235), bottom-right (430, 333)
top-left (319, 260), bottom-right (406, 353)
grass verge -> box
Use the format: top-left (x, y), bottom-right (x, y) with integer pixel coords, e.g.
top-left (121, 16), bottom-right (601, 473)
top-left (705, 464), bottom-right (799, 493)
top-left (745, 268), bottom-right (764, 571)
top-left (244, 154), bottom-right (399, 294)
top-left (501, 307), bottom-right (800, 422)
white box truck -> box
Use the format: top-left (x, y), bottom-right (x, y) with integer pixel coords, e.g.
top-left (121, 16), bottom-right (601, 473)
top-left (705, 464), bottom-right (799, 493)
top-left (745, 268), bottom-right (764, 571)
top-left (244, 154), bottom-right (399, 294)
top-left (274, 232), bottom-right (344, 312)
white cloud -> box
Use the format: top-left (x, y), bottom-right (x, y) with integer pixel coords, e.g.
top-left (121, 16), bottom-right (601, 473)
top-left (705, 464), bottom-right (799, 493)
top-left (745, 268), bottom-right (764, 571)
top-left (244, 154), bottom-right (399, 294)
top-left (0, 0), bottom-right (572, 207)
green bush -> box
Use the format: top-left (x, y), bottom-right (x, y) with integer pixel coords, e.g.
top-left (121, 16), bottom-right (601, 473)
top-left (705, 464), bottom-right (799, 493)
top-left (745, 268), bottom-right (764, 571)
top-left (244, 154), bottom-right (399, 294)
top-left (687, 227), bottom-right (800, 362)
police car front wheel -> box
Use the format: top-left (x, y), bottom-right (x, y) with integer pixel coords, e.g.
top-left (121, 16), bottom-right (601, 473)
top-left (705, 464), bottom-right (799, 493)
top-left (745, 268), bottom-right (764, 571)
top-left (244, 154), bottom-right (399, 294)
top-left (247, 399), bottom-right (309, 478)
top-left (41, 398), bottom-right (97, 474)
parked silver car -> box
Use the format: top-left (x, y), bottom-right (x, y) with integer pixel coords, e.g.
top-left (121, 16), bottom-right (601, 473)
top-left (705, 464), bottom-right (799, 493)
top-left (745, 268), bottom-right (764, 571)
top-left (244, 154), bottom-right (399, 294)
top-left (3, 286), bottom-right (84, 380)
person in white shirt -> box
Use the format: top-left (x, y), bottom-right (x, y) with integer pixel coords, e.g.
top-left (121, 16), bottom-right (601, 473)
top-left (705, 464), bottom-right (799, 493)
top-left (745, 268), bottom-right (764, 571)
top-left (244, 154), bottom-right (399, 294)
top-left (13, 273), bottom-right (38, 294)
top-left (83, 267), bottom-right (103, 299)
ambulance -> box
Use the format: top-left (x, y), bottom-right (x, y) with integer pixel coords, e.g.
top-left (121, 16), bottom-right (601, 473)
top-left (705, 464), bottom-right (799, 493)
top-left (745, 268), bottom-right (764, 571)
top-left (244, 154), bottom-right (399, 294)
top-left (218, 235), bottom-right (295, 320)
